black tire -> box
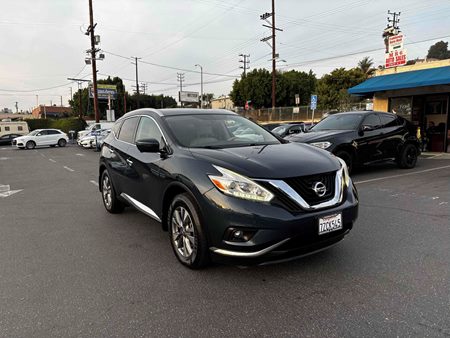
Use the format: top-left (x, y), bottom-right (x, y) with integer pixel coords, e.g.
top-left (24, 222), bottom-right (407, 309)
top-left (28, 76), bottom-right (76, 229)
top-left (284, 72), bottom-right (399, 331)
top-left (25, 141), bottom-right (35, 150)
top-left (335, 150), bottom-right (353, 174)
top-left (168, 193), bottom-right (210, 269)
top-left (397, 143), bottom-right (418, 169)
top-left (58, 139), bottom-right (67, 147)
top-left (100, 170), bottom-right (124, 213)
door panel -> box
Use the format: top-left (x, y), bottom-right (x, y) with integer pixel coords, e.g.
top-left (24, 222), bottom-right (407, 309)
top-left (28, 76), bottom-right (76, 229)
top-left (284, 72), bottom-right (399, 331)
top-left (355, 114), bottom-right (384, 163)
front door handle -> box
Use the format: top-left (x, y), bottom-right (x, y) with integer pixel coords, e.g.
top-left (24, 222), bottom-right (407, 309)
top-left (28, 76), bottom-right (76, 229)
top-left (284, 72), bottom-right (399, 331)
top-left (126, 158), bottom-right (133, 166)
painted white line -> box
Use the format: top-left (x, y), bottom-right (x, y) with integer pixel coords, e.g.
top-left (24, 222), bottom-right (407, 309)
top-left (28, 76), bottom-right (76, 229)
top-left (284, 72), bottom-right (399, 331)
top-left (49, 159), bottom-right (56, 163)
top-left (428, 154), bottom-right (444, 159)
top-left (354, 165), bottom-right (450, 185)
top-left (63, 166), bottom-right (75, 172)
top-left (75, 153), bottom-right (85, 157)
top-left (1, 148), bottom-right (8, 150)
top-left (0, 157), bottom-right (9, 160)
top-left (40, 153), bottom-right (46, 158)
top-left (90, 180), bottom-right (99, 187)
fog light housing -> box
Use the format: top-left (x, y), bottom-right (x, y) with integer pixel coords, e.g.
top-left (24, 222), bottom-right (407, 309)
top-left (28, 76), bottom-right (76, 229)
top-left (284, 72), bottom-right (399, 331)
top-left (224, 227), bottom-right (256, 242)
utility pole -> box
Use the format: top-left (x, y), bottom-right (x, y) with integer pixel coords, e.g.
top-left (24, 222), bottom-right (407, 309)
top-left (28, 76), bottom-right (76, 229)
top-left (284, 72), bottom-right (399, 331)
top-left (195, 64), bottom-right (203, 108)
top-left (15, 102), bottom-right (18, 113)
top-left (260, 1), bottom-right (282, 110)
top-left (177, 73), bottom-right (185, 107)
top-left (131, 57), bottom-right (141, 108)
top-left (383, 11), bottom-right (401, 52)
top-left (87, 0), bottom-right (100, 122)
top-left (69, 87), bottom-right (73, 102)
top-left (239, 54), bottom-right (250, 77)
top-left (67, 78), bottom-right (90, 119)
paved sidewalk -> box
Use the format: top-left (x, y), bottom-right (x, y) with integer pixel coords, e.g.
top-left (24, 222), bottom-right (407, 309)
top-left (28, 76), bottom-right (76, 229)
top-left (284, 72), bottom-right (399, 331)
top-left (420, 152), bottom-right (450, 159)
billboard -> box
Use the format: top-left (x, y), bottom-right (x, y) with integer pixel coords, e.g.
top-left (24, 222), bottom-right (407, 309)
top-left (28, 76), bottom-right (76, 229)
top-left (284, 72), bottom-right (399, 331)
top-left (89, 84), bottom-right (117, 100)
top-left (179, 91), bottom-right (199, 103)
top-left (388, 34), bottom-right (404, 53)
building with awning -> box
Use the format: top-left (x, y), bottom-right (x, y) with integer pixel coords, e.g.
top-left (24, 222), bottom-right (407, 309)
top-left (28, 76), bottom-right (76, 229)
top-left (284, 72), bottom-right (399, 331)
top-left (349, 59), bottom-right (450, 152)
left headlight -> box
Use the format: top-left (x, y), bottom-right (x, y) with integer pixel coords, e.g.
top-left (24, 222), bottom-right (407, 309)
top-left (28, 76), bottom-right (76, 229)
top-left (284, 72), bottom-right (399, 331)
top-left (310, 141), bottom-right (332, 149)
top-left (336, 157), bottom-right (350, 187)
top-left (208, 165), bottom-right (274, 202)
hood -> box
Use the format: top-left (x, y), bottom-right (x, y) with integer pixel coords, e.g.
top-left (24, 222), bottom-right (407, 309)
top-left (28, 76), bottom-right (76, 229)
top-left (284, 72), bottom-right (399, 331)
top-left (189, 142), bottom-right (340, 179)
top-left (286, 129), bottom-right (353, 143)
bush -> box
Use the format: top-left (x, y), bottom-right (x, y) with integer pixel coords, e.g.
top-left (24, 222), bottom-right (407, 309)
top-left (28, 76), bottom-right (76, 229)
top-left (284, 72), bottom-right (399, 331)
top-left (27, 118), bottom-right (87, 133)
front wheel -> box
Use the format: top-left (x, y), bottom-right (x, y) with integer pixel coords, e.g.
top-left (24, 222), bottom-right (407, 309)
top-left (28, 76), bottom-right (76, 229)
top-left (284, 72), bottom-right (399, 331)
top-left (397, 144), bottom-right (418, 169)
top-left (334, 150), bottom-right (353, 174)
top-left (100, 170), bottom-right (124, 213)
top-left (25, 141), bottom-right (35, 150)
top-left (58, 139), bottom-right (67, 147)
top-left (168, 194), bottom-right (209, 269)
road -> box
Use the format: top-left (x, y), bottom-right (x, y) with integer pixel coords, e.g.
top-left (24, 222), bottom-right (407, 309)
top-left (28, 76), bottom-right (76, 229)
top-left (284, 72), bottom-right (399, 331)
top-left (0, 145), bottom-right (449, 337)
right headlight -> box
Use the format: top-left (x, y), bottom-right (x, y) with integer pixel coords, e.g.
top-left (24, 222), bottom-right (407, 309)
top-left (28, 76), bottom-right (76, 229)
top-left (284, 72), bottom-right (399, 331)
top-left (310, 141), bottom-right (332, 150)
top-left (208, 165), bottom-right (274, 202)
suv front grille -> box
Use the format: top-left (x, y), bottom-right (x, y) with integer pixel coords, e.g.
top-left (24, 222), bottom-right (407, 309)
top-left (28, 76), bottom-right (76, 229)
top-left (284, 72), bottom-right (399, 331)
top-left (284, 172), bottom-right (336, 205)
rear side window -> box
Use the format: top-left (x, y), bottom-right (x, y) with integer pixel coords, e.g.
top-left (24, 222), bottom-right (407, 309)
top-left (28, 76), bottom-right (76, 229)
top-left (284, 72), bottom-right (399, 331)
top-left (362, 114), bottom-right (381, 128)
top-left (118, 117), bottom-right (139, 143)
top-left (112, 120), bottom-right (122, 137)
top-left (379, 114), bottom-right (399, 128)
top-left (47, 130), bottom-right (61, 135)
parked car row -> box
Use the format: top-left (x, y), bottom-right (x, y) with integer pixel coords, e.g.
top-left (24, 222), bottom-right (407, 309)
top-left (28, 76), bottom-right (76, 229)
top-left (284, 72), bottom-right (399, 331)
top-left (77, 129), bottom-right (111, 150)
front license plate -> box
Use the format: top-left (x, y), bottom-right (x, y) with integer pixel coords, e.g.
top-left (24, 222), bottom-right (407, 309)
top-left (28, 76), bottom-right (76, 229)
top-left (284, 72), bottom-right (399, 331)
top-left (318, 213), bottom-right (342, 235)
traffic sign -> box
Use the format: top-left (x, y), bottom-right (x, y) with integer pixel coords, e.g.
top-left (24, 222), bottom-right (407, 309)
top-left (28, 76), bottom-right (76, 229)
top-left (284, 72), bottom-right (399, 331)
top-left (310, 95), bottom-right (317, 110)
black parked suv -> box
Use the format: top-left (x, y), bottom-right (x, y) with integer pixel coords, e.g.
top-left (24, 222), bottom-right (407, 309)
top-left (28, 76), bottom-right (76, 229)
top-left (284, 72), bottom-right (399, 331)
top-left (99, 109), bottom-right (359, 268)
top-left (286, 111), bottom-right (420, 172)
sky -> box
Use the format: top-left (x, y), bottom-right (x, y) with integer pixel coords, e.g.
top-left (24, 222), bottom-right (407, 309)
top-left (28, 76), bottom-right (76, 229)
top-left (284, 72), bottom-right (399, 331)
top-left (1, 0), bottom-right (450, 112)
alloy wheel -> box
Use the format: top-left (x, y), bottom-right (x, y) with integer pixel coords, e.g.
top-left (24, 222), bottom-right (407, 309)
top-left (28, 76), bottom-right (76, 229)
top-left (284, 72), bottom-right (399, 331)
top-left (171, 206), bottom-right (197, 260)
top-left (102, 174), bottom-right (112, 209)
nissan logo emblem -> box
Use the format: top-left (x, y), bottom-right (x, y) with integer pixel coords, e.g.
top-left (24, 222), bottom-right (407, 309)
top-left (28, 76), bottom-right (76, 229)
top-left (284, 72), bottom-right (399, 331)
top-left (312, 181), bottom-right (327, 197)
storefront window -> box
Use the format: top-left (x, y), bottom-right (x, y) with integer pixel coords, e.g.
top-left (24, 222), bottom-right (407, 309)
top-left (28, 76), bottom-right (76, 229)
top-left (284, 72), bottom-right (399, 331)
top-left (389, 97), bottom-right (412, 120)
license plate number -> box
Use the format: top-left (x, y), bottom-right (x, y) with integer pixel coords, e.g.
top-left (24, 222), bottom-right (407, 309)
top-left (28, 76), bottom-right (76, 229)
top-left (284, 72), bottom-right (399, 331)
top-left (318, 213), bottom-right (342, 235)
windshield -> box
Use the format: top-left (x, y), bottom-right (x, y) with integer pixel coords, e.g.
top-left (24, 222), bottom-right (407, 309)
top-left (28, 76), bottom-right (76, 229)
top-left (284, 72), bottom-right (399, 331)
top-left (311, 113), bottom-right (364, 131)
top-left (28, 130), bottom-right (40, 136)
top-left (164, 114), bottom-right (280, 148)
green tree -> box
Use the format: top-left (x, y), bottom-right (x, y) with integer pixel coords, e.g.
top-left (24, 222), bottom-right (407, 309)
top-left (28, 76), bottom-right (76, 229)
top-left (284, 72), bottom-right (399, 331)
top-left (69, 88), bottom-right (89, 118)
top-left (358, 56), bottom-right (375, 76)
top-left (127, 93), bottom-right (177, 110)
top-left (200, 93), bottom-right (215, 108)
top-left (317, 68), bottom-right (366, 111)
top-left (427, 41), bottom-right (450, 60)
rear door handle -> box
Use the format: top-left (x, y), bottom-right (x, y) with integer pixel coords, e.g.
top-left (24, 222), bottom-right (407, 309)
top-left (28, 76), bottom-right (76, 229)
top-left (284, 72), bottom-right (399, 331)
top-left (126, 158), bottom-right (133, 166)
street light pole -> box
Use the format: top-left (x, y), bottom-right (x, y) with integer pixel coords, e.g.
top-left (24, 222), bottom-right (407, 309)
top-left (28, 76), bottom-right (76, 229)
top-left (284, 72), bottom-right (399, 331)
top-left (195, 64), bottom-right (203, 109)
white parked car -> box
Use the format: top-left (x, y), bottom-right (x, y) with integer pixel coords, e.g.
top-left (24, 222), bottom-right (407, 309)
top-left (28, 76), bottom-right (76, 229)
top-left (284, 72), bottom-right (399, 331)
top-left (77, 121), bottom-right (115, 140)
top-left (77, 129), bottom-right (110, 148)
top-left (13, 129), bottom-right (69, 149)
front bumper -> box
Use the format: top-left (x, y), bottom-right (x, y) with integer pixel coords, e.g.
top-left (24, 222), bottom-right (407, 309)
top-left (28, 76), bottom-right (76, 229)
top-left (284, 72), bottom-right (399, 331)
top-left (200, 180), bottom-right (358, 265)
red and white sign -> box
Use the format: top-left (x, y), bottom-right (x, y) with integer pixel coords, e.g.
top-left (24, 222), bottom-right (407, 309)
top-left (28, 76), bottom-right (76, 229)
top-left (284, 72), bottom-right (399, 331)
top-left (388, 34), bottom-right (404, 53)
top-left (385, 49), bottom-right (407, 68)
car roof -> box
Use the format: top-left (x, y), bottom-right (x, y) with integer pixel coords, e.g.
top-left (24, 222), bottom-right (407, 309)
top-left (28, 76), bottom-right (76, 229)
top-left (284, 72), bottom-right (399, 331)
top-left (123, 108), bottom-right (237, 118)
top-left (335, 110), bottom-right (395, 116)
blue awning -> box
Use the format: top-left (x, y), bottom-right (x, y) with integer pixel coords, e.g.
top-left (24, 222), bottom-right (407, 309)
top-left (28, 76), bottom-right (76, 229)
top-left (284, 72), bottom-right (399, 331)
top-left (348, 66), bottom-right (450, 95)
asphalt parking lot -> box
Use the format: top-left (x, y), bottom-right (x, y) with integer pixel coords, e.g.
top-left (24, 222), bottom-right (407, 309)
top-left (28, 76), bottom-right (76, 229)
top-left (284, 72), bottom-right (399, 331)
top-left (1, 144), bottom-right (449, 337)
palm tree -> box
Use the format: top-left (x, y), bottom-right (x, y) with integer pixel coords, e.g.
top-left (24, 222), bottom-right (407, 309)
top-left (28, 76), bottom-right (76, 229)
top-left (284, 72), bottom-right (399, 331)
top-left (358, 57), bottom-right (375, 76)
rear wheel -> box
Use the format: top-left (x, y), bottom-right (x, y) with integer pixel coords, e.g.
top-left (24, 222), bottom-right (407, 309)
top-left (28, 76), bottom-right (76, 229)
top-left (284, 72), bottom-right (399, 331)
top-left (168, 193), bottom-right (209, 269)
top-left (100, 170), bottom-right (124, 213)
top-left (25, 141), bottom-right (35, 150)
top-left (58, 139), bottom-right (67, 147)
top-left (397, 143), bottom-right (418, 169)
top-left (335, 150), bottom-right (353, 174)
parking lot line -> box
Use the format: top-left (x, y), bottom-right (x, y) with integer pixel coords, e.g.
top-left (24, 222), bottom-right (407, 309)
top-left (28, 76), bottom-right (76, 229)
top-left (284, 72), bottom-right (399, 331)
top-left (354, 165), bottom-right (450, 185)
top-left (49, 159), bottom-right (56, 163)
top-left (90, 180), bottom-right (99, 187)
top-left (63, 166), bottom-right (75, 172)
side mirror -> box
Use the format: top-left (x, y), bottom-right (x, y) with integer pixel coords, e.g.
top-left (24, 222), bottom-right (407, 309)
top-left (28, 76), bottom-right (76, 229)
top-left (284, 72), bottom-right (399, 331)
top-left (362, 125), bottom-right (374, 132)
top-left (136, 138), bottom-right (160, 153)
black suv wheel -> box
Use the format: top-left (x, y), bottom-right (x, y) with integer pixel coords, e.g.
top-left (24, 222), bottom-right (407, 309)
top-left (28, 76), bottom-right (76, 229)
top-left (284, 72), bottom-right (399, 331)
top-left (397, 144), bottom-right (418, 169)
top-left (100, 170), bottom-right (124, 213)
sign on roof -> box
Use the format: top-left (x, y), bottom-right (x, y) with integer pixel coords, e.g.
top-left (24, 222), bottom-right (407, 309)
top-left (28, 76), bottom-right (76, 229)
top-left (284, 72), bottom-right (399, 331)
top-left (388, 34), bottom-right (404, 53)
top-left (385, 49), bottom-right (407, 69)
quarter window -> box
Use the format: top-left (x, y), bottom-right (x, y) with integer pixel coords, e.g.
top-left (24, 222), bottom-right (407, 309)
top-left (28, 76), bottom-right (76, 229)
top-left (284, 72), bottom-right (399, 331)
top-left (118, 117), bottom-right (139, 143)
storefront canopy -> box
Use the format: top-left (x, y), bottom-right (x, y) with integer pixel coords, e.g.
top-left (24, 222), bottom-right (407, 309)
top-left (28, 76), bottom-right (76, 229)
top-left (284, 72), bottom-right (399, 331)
top-left (348, 66), bottom-right (450, 95)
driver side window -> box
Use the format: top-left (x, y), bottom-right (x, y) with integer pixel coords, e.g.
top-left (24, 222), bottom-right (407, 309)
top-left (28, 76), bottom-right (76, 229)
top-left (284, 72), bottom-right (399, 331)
top-left (135, 117), bottom-right (165, 148)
